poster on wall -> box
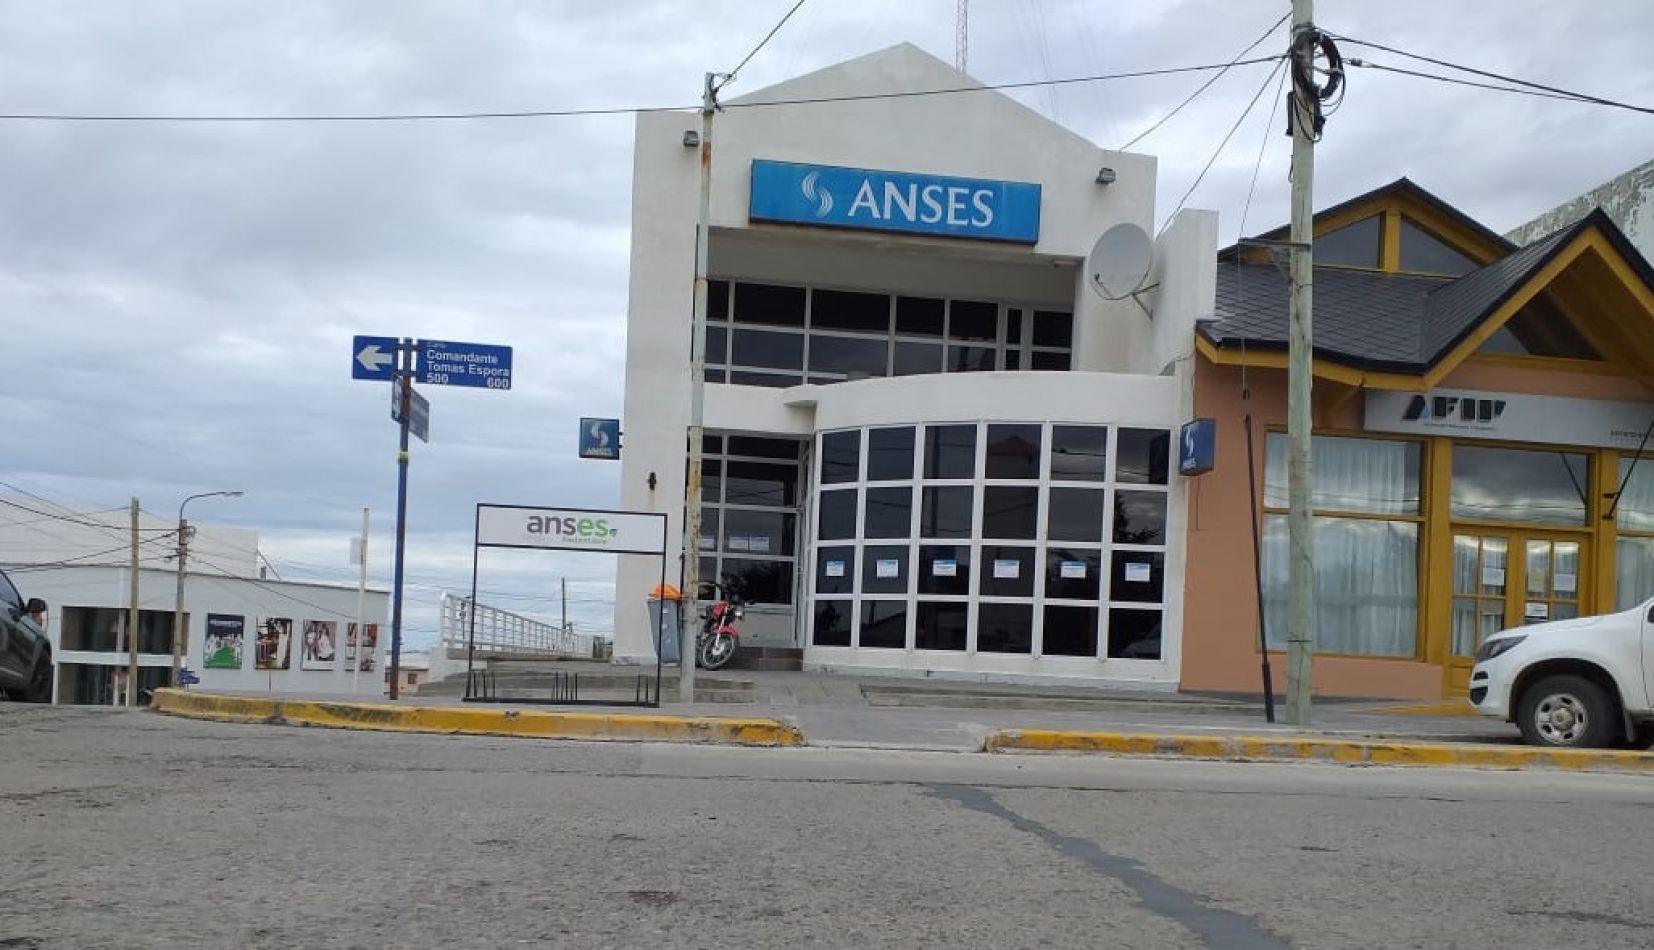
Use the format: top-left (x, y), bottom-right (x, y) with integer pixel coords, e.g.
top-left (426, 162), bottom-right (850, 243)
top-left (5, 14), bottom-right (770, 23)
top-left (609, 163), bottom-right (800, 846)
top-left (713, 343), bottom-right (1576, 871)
top-left (301, 620), bottom-right (338, 671)
top-left (203, 614), bottom-right (245, 669)
top-left (255, 618), bottom-right (293, 670)
top-left (346, 622), bottom-right (379, 672)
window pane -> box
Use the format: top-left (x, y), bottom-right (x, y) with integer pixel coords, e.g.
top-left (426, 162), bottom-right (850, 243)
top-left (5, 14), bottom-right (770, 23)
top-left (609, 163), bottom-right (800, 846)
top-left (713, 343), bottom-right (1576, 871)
top-left (915, 601), bottom-right (969, 651)
top-left (977, 603), bottom-right (1033, 654)
top-left (721, 509), bottom-right (795, 556)
top-left (1265, 434), bottom-right (1421, 514)
top-left (812, 289), bottom-right (890, 332)
top-left (1050, 425), bottom-right (1107, 481)
top-left (698, 508), bottom-right (718, 551)
top-left (924, 424), bottom-right (977, 479)
top-left (867, 427), bottom-right (916, 481)
top-left (1045, 548), bottom-right (1101, 600)
top-left (722, 559), bottom-right (793, 605)
top-left (727, 437), bottom-right (801, 460)
top-left (1048, 488), bottom-right (1106, 542)
top-left (1031, 350), bottom-right (1071, 371)
top-left (708, 279), bottom-right (730, 320)
top-left (814, 600), bottom-right (851, 646)
top-left (809, 335), bottom-right (889, 378)
top-left (734, 282), bottom-right (805, 327)
top-left (862, 545), bottom-right (910, 595)
top-left (1003, 348), bottom-right (1024, 371)
top-left (821, 431), bottom-right (860, 484)
top-left (728, 370), bottom-right (799, 388)
top-left (1451, 445), bottom-right (1588, 525)
top-left (1114, 491), bottom-right (1168, 545)
top-left (918, 544), bottom-right (971, 595)
top-left (1314, 215), bottom-right (1380, 268)
top-left (817, 488), bottom-right (857, 540)
top-left (1032, 311), bottom-right (1073, 347)
top-left (816, 546), bottom-right (854, 596)
top-left (864, 487), bottom-right (913, 538)
top-left (947, 345), bottom-right (997, 373)
top-left (921, 486), bottom-right (974, 538)
top-left (1476, 295), bottom-right (1601, 360)
top-left (980, 545), bottom-right (1036, 597)
top-left (723, 461), bottom-right (797, 507)
top-left (703, 367), bottom-right (727, 383)
top-left (1116, 429), bottom-right (1170, 485)
top-left (897, 296), bottom-right (945, 336)
top-left (986, 424), bottom-right (1042, 479)
top-left (982, 486), bottom-right (1038, 539)
top-left (949, 300), bottom-right (998, 340)
top-left (859, 601), bottom-right (907, 649)
top-left (1110, 551), bottom-right (1165, 603)
top-left (705, 325), bottom-right (728, 364)
top-left (1398, 217), bottom-right (1477, 276)
top-left (891, 341), bottom-right (943, 377)
top-left (1617, 458), bottom-right (1654, 532)
top-left (1108, 609), bottom-right (1162, 659)
top-left (1044, 605), bottom-right (1098, 657)
top-left (1616, 537), bottom-right (1654, 610)
top-left (1263, 515), bottom-right (1419, 656)
top-left (699, 459), bottom-right (721, 503)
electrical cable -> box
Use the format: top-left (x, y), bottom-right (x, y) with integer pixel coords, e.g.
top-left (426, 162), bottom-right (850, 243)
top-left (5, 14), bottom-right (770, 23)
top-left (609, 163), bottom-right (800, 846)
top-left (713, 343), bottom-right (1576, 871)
top-left (1158, 58), bottom-right (1288, 237)
top-left (1119, 11), bottom-right (1289, 150)
top-left (1333, 34), bottom-right (1654, 118)
top-left (1345, 60), bottom-right (1645, 111)
top-left (0, 496), bottom-right (170, 531)
top-left (0, 57), bottom-right (1283, 123)
top-left (717, 0), bottom-right (808, 92)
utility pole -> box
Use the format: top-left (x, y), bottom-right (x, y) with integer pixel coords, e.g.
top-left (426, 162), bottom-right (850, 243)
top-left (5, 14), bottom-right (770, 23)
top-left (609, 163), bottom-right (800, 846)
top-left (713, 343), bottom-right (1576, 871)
top-left (172, 491), bottom-right (241, 686)
top-left (681, 71), bottom-right (719, 704)
top-left (127, 497), bottom-right (140, 707)
top-left (389, 341), bottom-right (413, 700)
top-left (1285, 0), bottom-right (1318, 726)
top-left (353, 507), bottom-right (369, 695)
top-left (560, 577), bottom-right (568, 633)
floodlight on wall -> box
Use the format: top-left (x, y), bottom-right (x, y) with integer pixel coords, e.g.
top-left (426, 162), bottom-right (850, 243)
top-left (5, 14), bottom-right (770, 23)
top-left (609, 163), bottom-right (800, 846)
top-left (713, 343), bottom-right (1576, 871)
top-left (683, 131), bottom-right (700, 148)
top-left (1095, 167), bottom-right (1117, 185)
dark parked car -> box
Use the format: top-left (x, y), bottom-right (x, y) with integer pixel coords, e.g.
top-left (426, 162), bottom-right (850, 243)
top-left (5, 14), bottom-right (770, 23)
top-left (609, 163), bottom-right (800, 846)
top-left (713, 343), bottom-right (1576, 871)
top-left (0, 565), bottom-right (52, 702)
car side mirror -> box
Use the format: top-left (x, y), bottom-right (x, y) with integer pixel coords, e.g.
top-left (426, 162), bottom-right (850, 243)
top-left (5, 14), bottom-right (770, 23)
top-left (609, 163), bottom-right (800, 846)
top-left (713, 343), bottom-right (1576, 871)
top-left (24, 598), bottom-right (46, 615)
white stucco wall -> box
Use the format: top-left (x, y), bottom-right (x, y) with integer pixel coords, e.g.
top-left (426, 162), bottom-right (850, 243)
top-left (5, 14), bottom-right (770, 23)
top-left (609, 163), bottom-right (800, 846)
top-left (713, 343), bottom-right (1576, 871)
top-left (1506, 156), bottom-right (1654, 257)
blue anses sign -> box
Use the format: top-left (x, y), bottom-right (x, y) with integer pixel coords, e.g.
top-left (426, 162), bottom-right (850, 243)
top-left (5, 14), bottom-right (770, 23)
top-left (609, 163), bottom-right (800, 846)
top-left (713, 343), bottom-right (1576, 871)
top-left (749, 160), bottom-right (1042, 244)
top-left (1179, 418), bottom-right (1217, 477)
top-left (579, 418), bottom-right (620, 460)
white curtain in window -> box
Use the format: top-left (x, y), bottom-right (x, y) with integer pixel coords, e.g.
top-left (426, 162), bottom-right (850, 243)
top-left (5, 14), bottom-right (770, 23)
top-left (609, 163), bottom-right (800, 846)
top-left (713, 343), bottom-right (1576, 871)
top-left (1265, 434), bottom-right (1420, 514)
top-left (1616, 537), bottom-right (1654, 611)
top-left (1263, 515), bottom-right (1419, 656)
top-left (1617, 459), bottom-right (1654, 532)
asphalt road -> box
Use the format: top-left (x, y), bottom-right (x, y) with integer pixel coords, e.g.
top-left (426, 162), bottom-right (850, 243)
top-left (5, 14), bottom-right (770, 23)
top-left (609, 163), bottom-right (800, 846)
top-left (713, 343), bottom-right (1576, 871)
top-left (2, 705), bottom-right (1652, 950)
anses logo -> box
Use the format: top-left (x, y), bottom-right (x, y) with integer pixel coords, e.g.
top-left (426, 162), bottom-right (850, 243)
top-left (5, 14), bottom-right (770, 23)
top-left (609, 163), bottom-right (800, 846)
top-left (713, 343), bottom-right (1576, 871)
top-left (525, 515), bottom-right (617, 540)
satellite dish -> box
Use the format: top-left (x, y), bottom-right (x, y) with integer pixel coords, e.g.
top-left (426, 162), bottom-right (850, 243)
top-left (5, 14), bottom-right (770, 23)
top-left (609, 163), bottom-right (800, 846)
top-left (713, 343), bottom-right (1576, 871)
top-left (1085, 223), bottom-right (1154, 301)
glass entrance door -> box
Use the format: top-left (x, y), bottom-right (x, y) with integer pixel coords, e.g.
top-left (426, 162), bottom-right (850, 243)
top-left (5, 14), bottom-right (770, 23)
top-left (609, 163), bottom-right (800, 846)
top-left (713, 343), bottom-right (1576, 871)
top-left (1448, 532), bottom-right (1585, 694)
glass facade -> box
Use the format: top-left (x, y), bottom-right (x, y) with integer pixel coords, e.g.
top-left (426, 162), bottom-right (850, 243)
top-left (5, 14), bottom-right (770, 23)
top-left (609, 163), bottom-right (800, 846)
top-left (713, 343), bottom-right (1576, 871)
top-left (1616, 456), bottom-right (1654, 610)
top-left (696, 434), bottom-right (805, 605)
top-left (703, 280), bottom-right (1073, 387)
top-left (810, 422), bottom-right (1172, 660)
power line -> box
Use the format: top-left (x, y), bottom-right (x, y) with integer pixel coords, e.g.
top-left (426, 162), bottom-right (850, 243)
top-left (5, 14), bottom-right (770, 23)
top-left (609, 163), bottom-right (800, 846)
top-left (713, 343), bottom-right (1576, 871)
top-left (1345, 59), bottom-right (1641, 111)
top-left (1159, 58), bottom-right (1288, 237)
top-left (718, 0), bottom-right (808, 92)
top-left (0, 496), bottom-right (171, 531)
top-left (0, 57), bottom-right (1283, 123)
top-left (1119, 11), bottom-right (1289, 150)
top-left (1333, 34), bottom-right (1654, 117)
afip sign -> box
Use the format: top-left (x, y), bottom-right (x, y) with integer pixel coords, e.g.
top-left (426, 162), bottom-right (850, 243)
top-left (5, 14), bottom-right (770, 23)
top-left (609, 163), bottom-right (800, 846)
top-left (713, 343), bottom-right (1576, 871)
top-left (1179, 418), bottom-right (1216, 476)
top-left (579, 418), bottom-right (620, 460)
top-left (749, 160), bottom-right (1042, 244)
top-left (475, 504), bottom-right (667, 556)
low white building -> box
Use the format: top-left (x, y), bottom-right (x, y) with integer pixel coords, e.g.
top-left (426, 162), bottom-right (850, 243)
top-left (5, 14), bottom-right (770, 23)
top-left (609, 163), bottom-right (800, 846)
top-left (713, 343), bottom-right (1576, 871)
top-left (611, 45), bottom-right (1216, 687)
top-left (2, 503), bottom-right (388, 703)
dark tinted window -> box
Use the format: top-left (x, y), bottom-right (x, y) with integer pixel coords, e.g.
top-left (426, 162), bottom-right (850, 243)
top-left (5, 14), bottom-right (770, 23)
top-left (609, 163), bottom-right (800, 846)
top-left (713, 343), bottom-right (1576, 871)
top-left (863, 487), bottom-right (913, 538)
top-left (722, 559), bottom-right (793, 605)
top-left (816, 546), bottom-right (854, 596)
top-left (707, 280), bottom-right (731, 320)
top-left (1108, 608), bottom-right (1162, 659)
top-left (979, 546), bottom-right (1035, 597)
top-left (862, 545), bottom-right (909, 595)
top-left (918, 545), bottom-right (971, 595)
top-left (982, 487), bottom-right (1038, 539)
top-left (721, 509), bottom-right (794, 556)
top-left (809, 335), bottom-right (888, 377)
top-left (1451, 446), bottom-right (1589, 525)
top-left (977, 603), bottom-right (1033, 653)
top-left (1314, 215), bottom-right (1381, 268)
top-left (892, 342), bottom-right (942, 376)
top-left (817, 489), bottom-right (857, 540)
top-left (1398, 217), bottom-right (1478, 276)
top-left (699, 460), bottom-right (721, 503)
top-left (821, 431), bottom-right (860, 484)
top-left (867, 427), bottom-right (916, 481)
top-left (1048, 488), bottom-right (1106, 542)
top-left (1031, 350), bottom-right (1071, 371)
top-left (985, 424), bottom-right (1042, 479)
top-left (1111, 551), bottom-right (1165, 603)
top-left (947, 345), bottom-right (996, 372)
top-left (1116, 429), bottom-right (1170, 485)
top-left (734, 282), bottom-right (806, 327)
top-left (1045, 549), bottom-right (1102, 600)
top-left (1032, 311), bottom-right (1073, 347)
top-left (925, 424), bottom-right (977, 479)
top-left (814, 600), bottom-right (851, 646)
top-left (896, 296), bottom-right (945, 336)
top-left (1044, 605), bottom-right (1098, 657)
top-left (1051, 425), bottom-right (1108, 481)
top-left (723, 461), bottom-right (797, 507)
top-left (1114, 491), bottom-right (1168, 545)
top-left (1476, 295), bottom-right (1601, 360)
top-left (727, 436), bottom-right (801, 459)
top-left (705, 325), bottom-right (728, 363)
top-left (859, 601), bottom-right (907, 649)
top-left (915, 602), bottom-right (968, 651)
top-left (812, 289), bottom-right (889, 332)
top-left (949, 300), bottom-right (998, 340)
top-left (921, 486), bottom-right (973, 538)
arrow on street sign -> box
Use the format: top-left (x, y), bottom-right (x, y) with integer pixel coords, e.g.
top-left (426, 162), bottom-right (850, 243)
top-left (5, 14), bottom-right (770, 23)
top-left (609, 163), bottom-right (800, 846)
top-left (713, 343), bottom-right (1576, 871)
top-left (352, 335), bottom-right (398, 381)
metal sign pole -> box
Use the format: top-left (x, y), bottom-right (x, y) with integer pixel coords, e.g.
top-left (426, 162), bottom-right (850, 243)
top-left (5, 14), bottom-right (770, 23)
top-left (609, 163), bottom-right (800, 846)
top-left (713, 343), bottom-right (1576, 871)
top-left (466, 504), bottom-right (481, 699)
top-left (388, 339), bottom-right (414, 701)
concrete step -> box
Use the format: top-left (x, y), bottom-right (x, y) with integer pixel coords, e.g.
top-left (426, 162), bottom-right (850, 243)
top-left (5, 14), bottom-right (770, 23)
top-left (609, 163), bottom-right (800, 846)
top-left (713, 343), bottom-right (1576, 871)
top-left (727, 647), bottom-right (803, 672)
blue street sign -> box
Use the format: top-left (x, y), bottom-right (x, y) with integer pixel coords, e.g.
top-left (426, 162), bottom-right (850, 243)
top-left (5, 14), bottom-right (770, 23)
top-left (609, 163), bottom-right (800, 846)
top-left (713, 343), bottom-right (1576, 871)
top-left (352, 335), bottom-right (398, 381)
top-left (1179, 418), bottom-right (1217, 476)
top-left (579, 418), bottom-right (620, 460)
top-left (179, 668), bottom-right (201, 686)
top-left (393, 379), bottom-right (431, 443)
top-left (749, 160), bottom-right (1042, 244)
top-left (415, 339), bottom-right (512, 389)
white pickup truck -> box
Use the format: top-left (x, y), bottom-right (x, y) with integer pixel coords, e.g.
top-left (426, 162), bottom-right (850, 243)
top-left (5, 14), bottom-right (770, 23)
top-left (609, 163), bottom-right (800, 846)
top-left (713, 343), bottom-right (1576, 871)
top-left (1471, 598), bottom-right (1654, 748)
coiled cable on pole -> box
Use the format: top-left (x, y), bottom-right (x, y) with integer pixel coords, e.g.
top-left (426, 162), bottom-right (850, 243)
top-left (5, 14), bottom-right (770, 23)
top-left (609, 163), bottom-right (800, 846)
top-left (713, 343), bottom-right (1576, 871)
top-left (1289, 27), bottom-right (1344, 142)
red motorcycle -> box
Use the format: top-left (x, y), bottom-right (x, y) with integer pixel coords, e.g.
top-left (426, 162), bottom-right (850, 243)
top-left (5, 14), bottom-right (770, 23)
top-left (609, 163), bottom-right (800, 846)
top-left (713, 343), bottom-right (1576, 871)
top-left (696, 576), bottom-right (746, 671)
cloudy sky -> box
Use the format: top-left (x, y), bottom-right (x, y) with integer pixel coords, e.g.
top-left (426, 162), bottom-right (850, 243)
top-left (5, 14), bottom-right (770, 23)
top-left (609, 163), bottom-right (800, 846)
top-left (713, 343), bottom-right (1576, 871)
top-left (4, 0), bottom-right (1652, 648)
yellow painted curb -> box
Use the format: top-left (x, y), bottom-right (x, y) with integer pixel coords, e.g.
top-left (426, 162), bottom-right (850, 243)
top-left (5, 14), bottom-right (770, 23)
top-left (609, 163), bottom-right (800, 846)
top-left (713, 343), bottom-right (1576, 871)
top-left (982, 729), bottom-right (1654, 773)
top-left (1366, 702), bottom-right (1479, 717)
top-left (151, 689), bottom-right (805, 747)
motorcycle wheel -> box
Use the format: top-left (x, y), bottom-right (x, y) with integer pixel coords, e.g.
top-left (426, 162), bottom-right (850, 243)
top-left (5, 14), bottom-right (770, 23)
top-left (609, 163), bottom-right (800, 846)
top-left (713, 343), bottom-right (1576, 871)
top-left (698, 633), bottom-right (736, 671)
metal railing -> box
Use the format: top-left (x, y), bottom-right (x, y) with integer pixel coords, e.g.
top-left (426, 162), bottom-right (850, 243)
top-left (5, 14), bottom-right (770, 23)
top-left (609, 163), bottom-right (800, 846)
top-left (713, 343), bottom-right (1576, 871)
top-left (440, 593), bottom-right (595, 660)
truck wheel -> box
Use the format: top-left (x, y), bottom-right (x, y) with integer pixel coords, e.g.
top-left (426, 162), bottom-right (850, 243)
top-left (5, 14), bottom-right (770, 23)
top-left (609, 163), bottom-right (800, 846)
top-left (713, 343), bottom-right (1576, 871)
top-left (1516, 675), bottom-right (1617, 748)
top-left (20, 655), bottom-right (52, 703)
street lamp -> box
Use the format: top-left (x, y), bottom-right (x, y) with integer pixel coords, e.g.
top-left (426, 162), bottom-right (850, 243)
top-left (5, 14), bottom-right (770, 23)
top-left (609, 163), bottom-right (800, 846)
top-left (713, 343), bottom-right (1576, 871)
top-left (173, 491), bottom-right (244, 686)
